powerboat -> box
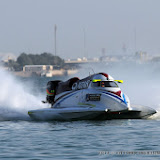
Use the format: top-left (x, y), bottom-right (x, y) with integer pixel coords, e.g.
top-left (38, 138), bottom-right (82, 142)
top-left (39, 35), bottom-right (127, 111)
top-left (28, 72), bottom-right (156, 121)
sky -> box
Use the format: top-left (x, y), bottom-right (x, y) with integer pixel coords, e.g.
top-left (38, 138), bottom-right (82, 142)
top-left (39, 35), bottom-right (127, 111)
top-left (0, 0), bottom-right (160, 59)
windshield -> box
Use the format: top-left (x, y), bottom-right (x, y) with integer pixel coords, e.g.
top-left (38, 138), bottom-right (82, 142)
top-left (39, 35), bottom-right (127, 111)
top-left (92, 81), bottom-right (118, 88)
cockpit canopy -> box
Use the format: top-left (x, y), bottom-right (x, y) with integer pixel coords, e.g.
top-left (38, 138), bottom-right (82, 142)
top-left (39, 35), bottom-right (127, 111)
top-left (92, 81), bottom-right (118, 88)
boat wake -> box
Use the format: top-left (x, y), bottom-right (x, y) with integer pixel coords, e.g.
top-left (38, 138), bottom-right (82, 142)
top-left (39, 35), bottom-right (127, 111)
top-left (0, 69), bottom-right (46, 121)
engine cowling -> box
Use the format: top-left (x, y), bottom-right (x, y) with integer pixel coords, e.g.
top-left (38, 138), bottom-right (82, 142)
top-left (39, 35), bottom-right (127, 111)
top-left (46, 80), bottom-right (61, 104)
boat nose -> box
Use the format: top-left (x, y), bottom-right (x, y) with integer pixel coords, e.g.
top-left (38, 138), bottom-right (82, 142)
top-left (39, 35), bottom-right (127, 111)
top-left (148, 108), bottom-right (157, 115)
top-left (131, 104), bottom-right (157, 118)
top-left (140, 106), bottom-right (157, 118)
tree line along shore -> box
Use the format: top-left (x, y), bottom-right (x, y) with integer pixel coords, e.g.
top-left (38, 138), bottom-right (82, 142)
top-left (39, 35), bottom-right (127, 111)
top-left (3, 52), bottom-right (79, 77)
top-left (5, 52), bottom-right (66, 71)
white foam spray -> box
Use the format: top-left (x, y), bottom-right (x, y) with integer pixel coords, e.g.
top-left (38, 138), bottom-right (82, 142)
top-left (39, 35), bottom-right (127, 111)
top-left (0, 69), bottom-right (47, 121)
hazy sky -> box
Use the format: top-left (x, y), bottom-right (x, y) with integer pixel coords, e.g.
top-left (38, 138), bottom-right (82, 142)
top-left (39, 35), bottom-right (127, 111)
top-left (0, 0), bottom-right (160, 59)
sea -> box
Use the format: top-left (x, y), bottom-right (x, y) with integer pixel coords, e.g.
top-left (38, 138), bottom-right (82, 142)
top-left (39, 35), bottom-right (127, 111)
top-left (0, 61), bottom-right (160, 160)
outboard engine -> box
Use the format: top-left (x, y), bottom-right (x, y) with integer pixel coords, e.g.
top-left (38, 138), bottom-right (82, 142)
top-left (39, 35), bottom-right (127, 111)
top-left (46, 80), bottom-right (61, 104)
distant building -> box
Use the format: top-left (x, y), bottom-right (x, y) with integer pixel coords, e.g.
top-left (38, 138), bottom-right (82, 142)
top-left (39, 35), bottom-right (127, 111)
top-left (135, 51), bottom-right (148, 61)
top-left (23, 65), bottom-right (53, 72)
top-left (0, 53), bottom-right (17, 62)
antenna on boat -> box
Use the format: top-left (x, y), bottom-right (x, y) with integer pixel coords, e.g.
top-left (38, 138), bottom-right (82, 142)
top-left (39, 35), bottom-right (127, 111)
top-left (88, 68), bottom-right (95, 76)
top-left (91, 68), bottom-right (95, 74)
